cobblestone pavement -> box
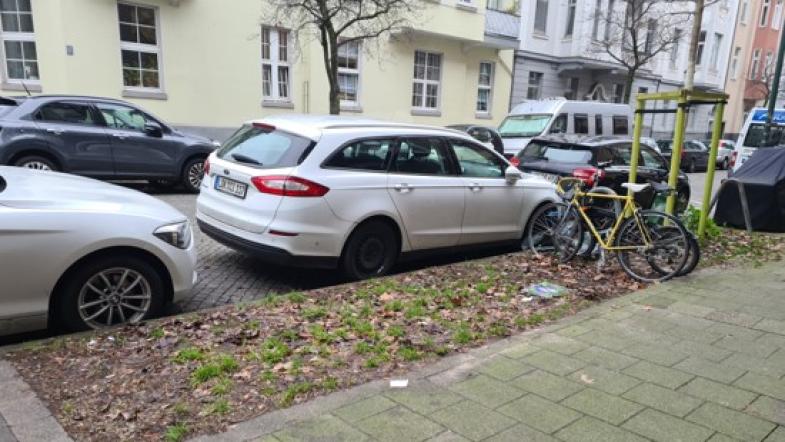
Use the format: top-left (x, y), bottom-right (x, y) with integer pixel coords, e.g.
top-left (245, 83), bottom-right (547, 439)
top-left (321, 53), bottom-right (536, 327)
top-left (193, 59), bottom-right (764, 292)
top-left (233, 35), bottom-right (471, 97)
top-left (198, 260), bottom-right (785, 442)
top-left (0, 412), bottom-right (15, 442)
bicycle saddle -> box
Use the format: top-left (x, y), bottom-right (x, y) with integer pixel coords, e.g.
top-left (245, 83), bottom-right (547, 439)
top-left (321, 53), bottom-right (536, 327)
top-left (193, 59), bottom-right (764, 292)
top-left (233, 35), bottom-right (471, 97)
top-left (621, 182), bottom-right (651, 193)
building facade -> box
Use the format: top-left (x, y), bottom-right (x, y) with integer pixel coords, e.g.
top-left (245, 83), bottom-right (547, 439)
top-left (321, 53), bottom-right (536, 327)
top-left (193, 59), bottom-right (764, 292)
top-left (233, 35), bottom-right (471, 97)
top-left (0, 0), bottom-right (518, 140)
top-left (723, 0), bottom-right (784, 136)
top-left (511, 0), bottom-right (738, 139)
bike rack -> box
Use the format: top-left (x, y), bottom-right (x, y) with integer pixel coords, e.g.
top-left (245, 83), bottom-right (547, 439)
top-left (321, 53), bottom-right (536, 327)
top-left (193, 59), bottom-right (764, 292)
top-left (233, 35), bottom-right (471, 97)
top-left (707, 178), bottom-right (753, 233)
top-left (630, 89), bottom-right (729, 238)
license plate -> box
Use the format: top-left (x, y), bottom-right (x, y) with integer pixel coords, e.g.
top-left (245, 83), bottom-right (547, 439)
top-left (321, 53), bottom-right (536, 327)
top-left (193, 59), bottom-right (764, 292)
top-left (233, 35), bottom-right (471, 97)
top-left (534, 172), bottom-right (559, 183)
top-left (215, 176), bottom-right (248, 198)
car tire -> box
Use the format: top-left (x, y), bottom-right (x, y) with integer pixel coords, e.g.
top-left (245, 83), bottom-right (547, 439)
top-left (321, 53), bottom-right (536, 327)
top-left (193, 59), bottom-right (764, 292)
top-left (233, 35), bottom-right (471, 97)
top-left (181, 157), bottom-right (206, 193)
top-left (676, 187), bottom-right (690, 214)
top-left (341, 221), bottom-right (398, 281)
top-left (721, 158), bottom-right (729, 170)
top-left (56, 254), bottom-right (166, 331)
top-left (14, 155), bottom-right (58, 171)
top-left (687, 159), bottom-right (696, 173)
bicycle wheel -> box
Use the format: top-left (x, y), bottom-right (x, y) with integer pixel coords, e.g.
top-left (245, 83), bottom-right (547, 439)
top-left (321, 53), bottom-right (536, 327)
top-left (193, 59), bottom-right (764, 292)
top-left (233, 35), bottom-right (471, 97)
top-left (614, 210), bottom-right (690, 282)
top-left (646, 226), bottom-right (700, 277)
top-left (526, 202), bottom-right (583, 262)
top-left (578, 186), bottom-right (621, 259)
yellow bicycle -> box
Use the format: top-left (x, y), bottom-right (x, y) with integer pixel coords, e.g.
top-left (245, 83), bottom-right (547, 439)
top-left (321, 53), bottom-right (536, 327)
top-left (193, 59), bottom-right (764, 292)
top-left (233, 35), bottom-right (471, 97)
top-left (527, 177), bottom-right (691, 282)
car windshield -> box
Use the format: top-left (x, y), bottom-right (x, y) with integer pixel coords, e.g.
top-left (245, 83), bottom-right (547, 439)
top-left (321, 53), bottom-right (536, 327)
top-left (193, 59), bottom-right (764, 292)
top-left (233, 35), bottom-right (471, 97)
top-left (517, 141), bottom-right (594, 164)
top-left (743, 123), bottom-right (785, 148)
top-left (498, 114), bottom-right (552, 138)
top-left (217, 124), bottom-right (314, 168)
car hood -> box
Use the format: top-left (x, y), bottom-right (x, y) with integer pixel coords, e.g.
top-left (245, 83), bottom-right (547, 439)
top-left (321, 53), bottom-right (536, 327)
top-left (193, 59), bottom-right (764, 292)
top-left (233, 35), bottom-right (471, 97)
top-left (0, 167), bottom-right (185, 221)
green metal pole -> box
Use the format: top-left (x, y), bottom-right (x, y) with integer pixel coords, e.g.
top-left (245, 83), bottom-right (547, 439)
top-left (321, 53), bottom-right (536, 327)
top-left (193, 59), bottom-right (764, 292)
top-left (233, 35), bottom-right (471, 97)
top-left (766, 12), bottom-right (785, 134)
top-left (666, 91), bottom-right (688, 214)
top-left (628, 98), bottom-right (645, 194)
top-left (699, 101), bottom-right (725, 237)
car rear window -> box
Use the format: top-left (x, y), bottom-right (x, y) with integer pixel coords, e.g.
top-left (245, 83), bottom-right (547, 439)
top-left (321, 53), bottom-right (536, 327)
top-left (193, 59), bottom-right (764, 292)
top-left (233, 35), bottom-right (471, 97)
top-left (517, 141), bottom-right (593, 164)
top-left (216, 124), bottom-right (314, 168)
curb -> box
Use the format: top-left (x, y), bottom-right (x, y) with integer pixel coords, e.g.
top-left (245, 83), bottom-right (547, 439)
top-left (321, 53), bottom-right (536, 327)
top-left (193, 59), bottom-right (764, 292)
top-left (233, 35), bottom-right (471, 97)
top-left (0, 359), bottom-right (72, 442)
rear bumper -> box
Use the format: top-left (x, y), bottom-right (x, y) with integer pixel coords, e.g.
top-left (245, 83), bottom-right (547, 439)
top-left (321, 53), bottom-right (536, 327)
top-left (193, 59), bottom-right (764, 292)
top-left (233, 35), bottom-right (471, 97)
top-left (198, 219), bottom-right (338, 269)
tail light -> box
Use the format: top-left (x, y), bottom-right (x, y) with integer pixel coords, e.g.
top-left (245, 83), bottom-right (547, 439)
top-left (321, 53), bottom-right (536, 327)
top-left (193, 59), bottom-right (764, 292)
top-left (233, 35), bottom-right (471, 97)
top-left (730, 151), bottom-right (738, 168)
top-left (572, 167), bottom-right (605, 187)
top-left (509, 157), bottom-right (520, 167)
top-left (204, 158), bottom-right (210, 176)
top-left (251, 175), bottom-right (329, 197)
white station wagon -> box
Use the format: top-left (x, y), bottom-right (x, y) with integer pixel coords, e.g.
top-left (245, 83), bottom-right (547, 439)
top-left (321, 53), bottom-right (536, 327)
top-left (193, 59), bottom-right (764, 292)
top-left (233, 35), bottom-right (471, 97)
top-left (196, 116), bottom-right (558, 279)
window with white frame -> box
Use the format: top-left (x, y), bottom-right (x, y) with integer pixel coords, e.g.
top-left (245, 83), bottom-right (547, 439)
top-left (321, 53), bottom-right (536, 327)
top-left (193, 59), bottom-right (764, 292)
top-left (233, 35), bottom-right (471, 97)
top-left (765, 51), bottom-right (774, 76)
top-left (730, 46), bottom-right (741, 80)
top-left (761, 0), bottom-right (771, 27)
top-left (604, 0), bottom-right (615, 41)
top-left (411, 50), bottom-right (441, 110)
top-left (118, 3), bottom-right (161, 90)
top-left (670, 29), bottom-right (682, 68)
top-left (741, 0), bottom-right (749, 23)
top-left (710, 33), bottom-right (723, 71)
top-left (261, 26), bottom-right (291, 102)
top-left (773, 0), bottom-right (783, 30)
top-left (695, 31), bottom-right (706, 66)
top-left (534, 0), bottom-right (548, 34)
top-left (564, 0), bottom-right (576, 37)
top-left (644, 19), bottom-right (656, 55)
top-left (750, 49), bottom-right (761, 79)
top-left (566, 77), bottom-right (579, 100)
top-left (591, 0), bottom-right (602, 40)
top-left (0, 0), bottom-right (38, 83)
top-left (527, 72), bottom-right (543, 99)
top-left (338, 41), bottom-right (360, 107)
top-left (476, 62), bottom-right (494, 114)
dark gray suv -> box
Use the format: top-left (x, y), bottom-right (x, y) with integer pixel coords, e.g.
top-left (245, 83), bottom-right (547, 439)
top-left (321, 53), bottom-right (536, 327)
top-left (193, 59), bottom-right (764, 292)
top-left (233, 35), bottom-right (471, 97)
top-left (0, 95), bottom-right (217, 192)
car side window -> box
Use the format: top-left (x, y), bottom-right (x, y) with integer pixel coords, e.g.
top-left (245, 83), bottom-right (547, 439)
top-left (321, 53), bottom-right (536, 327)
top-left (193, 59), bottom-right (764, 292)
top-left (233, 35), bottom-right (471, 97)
top-left (94, 102), bottom-right (151, 132)
top-left (323, 138), bottom-right (394, 171)
top-left (549, 113), bottom-right (567, 134)
top-left (34, 102), bottom-right (97, 126)
top-left (595, 115), bottom-right (604, 135)
top-left (611, 144), bottom-right (633, 166)
top-left (468, 127), bottom-right (491, 143)
top-left (450, 140), bottom-right (505, 178)
top-left (641, 147), bottom-right (667, 170)
top-left (612, 116), bottom-right (629, 135)
top-left (574, 114), bottom-right (589, 134)
top-left (392, 137), bottom-right (453, 176)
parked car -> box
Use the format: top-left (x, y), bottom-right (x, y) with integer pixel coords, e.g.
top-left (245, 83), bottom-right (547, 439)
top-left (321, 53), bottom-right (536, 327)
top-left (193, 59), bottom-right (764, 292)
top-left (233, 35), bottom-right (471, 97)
top-left (498, 98), bottom-right (633, 156)
top-left (0, 166), bottom-right (197, 336)
top-left (731, 107), bottom-right (785, 173)
top-left (656, 139), bottom-right (710, 173)
top-left (514, 135), bottom-right (691, 212)
top-left (196, 116), bottom-right (557, 280)
top-left (446, 124), bottom-right (505, 156)
top-left (0, 95), bottom-right (218, 192)
top-left (700, 139), bottom-right (735, 170)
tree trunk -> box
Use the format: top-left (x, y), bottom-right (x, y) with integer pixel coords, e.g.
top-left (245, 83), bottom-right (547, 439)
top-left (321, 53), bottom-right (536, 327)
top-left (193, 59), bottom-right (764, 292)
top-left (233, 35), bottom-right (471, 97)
top-left (623, 69), bottom-right (636, 104)
top-left (318, 24), bottom-right (341, 115)
top-left (684, 0), bottom-right (705, 90)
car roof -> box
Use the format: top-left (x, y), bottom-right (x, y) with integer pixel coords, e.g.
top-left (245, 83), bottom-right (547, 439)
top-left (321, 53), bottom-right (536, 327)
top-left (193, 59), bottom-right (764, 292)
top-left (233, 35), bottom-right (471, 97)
top-left (249, 114), bottom-right (468, 141)
top-left (508, 98), bottom-right (633, 116)
top-left (529, 134), bottom-right (633, 147)
top-left (1, 94), bottom-right (136, 106)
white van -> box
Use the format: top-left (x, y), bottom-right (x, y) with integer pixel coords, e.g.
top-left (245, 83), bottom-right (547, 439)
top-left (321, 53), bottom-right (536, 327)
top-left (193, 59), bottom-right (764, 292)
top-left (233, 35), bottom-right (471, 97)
top-left (731, 107), bottom-right (785, 173)
top-left (498, 98), bottom-right (634, 156)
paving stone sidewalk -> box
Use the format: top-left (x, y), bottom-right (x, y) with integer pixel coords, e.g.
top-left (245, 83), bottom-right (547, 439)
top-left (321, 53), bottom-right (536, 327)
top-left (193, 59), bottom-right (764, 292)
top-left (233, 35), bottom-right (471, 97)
top-left (196, 260), bottom-right (785, 442)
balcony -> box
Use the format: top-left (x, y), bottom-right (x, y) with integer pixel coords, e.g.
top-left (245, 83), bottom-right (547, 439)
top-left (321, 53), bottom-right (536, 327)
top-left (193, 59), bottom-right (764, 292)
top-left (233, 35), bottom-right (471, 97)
top-left (484, 8), bottom-right (520, 49)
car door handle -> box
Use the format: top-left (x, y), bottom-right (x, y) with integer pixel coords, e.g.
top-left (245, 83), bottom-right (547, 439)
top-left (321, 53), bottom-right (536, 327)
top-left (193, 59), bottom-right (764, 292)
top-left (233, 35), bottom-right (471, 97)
top-left (112, 133), bottom-right (129, 140)
top-left (45, 128), bottom-right (63, 135)
top-left (469, 182), bottom-right (482, 192)
top-left (393, 183), bottom-right (412, 193)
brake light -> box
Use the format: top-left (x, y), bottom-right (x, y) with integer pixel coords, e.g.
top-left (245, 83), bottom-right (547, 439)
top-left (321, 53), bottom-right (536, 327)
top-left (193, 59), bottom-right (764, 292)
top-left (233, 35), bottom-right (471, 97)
top-left (730, 151), bottom-right (738, 168)
top-left (251, 175), bottom-right (329, 197)
top-left (252, 122), bottom-right (276, 132)
top-left (572, 167), bottom-right (604, 187)
top-left (509, 157), bottom-right (520, 167)
top-left (204, 158), bottom-right (210, 176)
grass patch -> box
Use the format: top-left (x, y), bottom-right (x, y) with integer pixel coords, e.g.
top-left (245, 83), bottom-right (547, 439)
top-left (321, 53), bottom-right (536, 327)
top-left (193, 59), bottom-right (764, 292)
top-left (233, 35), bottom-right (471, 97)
top-left (172, 347), bottom-right (206, 364)
top-left (164, 423), bottom-right (188, 442)
top-left (191, 355), bottom-right (239, 385)
top-left (254, 337), bottom-right (291, 365)
top-left (279, 382), bottom-right (313, 407)
top-left (453, 324), bottom-right (474, 345)
top-left (404, 304), bottom-right (427, 320)
top-left (301, 306), bottom-right (327, 321)
top-left (323, 377), bottom-right (339, 391)
top-left (386, 325), bottom-right (405, 338)
top-left (399, 346), bottom-right (421, 361)
top-left (150, 327), bottom-right (165, 339)
top-left (384, 299), bottom-right (404, 312)
top-left (287, 291), bottom-right (307, 304)
top-left (309, 325), bottom-right (335, 344)
top-left (208, 398), bottom-right (230, 415)
top-left (211, 378), bottom-right (233, 396)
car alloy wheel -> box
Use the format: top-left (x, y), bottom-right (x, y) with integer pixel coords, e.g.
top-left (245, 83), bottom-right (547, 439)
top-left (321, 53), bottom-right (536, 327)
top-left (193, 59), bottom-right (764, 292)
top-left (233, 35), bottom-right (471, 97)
top-left (188, 161), bottom-right (205, 189)
top-left (21, 161), bottom-right (52, 170)
top-left (77, 267), bottom-right (152, 329)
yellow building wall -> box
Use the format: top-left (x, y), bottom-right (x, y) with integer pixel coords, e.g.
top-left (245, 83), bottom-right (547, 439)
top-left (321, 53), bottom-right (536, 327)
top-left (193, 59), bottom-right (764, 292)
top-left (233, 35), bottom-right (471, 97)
top-left (12, 0), bottom-right (513, 135)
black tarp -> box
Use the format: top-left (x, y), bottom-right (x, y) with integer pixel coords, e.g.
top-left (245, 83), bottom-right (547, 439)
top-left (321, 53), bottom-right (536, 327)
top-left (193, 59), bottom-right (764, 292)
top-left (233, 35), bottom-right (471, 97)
top-left (714, 147), bottom-right (785, 232)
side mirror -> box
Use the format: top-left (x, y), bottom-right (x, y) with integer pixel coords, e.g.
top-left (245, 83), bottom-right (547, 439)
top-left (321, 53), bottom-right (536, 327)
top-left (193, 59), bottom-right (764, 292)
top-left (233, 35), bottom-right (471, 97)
top-left (144, 122), bottom-right (163, 138)
top-left (505, 165), bottom-right (523, 184)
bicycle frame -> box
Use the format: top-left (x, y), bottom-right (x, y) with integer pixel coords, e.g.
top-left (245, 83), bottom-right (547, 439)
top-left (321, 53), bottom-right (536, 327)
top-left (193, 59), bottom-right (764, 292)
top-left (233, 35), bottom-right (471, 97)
top-left (566, 189), bottom-right (654, 252)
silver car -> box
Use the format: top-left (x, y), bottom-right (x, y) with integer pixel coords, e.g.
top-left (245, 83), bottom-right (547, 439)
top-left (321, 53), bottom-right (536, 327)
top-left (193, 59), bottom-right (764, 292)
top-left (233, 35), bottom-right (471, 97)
top-left (197, 116), bottom-right (558, 280)
top-left (0, 166), bottom-right (197, 335)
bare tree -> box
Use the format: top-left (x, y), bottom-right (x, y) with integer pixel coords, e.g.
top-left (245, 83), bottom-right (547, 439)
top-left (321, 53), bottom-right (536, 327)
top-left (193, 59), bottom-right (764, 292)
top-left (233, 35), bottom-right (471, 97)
top-left (263, 0), bottom-right (419, 114)
top-left (590, 0), bottom-right (690, 103)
